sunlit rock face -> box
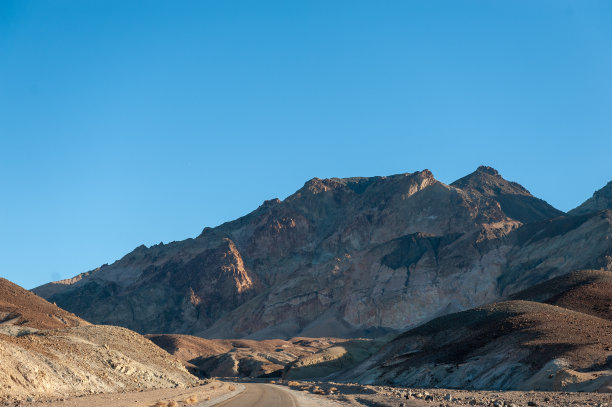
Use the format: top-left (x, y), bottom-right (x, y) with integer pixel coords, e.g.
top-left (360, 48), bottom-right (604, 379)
top-left (34, 167), bottom-right (612, 339)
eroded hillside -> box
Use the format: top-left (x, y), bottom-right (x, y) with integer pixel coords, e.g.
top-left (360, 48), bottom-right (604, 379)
top-left (0, 278), bottom-right (198, 403)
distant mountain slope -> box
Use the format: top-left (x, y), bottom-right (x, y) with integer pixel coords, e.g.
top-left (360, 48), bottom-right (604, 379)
top-left (33, 167), bottom-right (612, 339)
top-left (569, 180), bottom-right (612, 216)
top-left (337, 269), bottom-right (612, 392)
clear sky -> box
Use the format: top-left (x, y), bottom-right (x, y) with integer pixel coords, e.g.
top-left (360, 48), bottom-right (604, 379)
top-left (1, 1), bottom-right (611, 289)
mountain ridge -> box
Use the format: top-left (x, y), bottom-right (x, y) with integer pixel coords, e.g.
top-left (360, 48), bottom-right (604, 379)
top-left (33, 167), bottom-right (612, 340)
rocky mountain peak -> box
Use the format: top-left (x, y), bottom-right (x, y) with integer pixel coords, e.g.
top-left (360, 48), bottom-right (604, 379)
top-left (450, 166), bottom-right (564, 223)
top-left (476, 165), bottom-right (500, 176)
top-left (419, 168), bottom-right (435, 178)
top-left (451, 165), bottom-right (529, 196)
top-left (292, 170), bottom-right (436, 200)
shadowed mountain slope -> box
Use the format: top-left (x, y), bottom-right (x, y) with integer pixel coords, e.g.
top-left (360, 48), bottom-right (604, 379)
top-left (33, 168), bottom-right (612, 339)
top-left (510, 269), bottom-right (612, 320)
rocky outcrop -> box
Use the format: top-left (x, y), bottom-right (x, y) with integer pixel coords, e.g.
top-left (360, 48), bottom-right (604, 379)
top-left (33, 167), bottom-right (612, 339)
top-left (35, 238), bottom-right (262, 335)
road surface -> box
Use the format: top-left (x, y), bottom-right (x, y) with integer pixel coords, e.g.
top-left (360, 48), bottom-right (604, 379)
top-left (213, 383), bottom-right (297, 407)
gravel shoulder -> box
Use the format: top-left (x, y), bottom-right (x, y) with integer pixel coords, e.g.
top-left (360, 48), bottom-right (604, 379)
top-left (275, 380), bottom-right (612, 407)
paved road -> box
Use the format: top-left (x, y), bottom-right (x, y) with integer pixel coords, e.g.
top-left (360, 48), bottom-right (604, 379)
top-left (213, 383), bottom-right (297, 407)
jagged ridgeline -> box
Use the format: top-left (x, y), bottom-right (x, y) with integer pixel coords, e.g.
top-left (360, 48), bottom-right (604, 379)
top-left (34, 167), bottom-right (612, 339)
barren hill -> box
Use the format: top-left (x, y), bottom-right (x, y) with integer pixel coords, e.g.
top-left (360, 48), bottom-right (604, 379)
top-left (336, 269), bottom-right (612, 391)
top-left (510, 269), bottom-right (612, 320)
top-left (0, 278), bottom-right (198, 403)
top-left (0, 277), bottom-right (86, 329)
top-left (33, 167), bottom-right (612, 339)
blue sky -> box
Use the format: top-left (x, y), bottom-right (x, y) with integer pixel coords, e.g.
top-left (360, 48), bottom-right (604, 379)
top-left (1, 1), bottom-right (611, 289)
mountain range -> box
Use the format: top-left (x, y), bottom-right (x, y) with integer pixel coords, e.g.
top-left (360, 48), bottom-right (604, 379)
top-left (34, 166), bottom-right (612, 341)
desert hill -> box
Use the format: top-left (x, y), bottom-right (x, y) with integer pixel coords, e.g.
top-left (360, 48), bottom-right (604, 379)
top-left (0, 278), bottom-right (198, 403)
top-left (510, 269), bottom-right (612, 320)
top-left (146, 333), bottom-right (362, 378)
top-left (332, 269), bottom-right (612, 392)
top-left (0, 277), bottom-right (86, 330)
top-left (33, 168), bottom-right (612, 339)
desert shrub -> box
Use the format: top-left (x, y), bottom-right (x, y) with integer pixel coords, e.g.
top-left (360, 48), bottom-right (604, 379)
top-left (153, 402), bottom-right (167, 407)
top-left (183, 395), bottom-right (198, 404)
top-left (168, 402), bottom-right (178, 407)
top-left (228, 384), bottom-right (236, 391)
top-left (287, 381), bottom-right (301, 387)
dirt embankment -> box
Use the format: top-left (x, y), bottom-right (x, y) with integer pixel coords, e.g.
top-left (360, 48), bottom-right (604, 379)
top-left (0, 324), bottom-right (200, 404)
